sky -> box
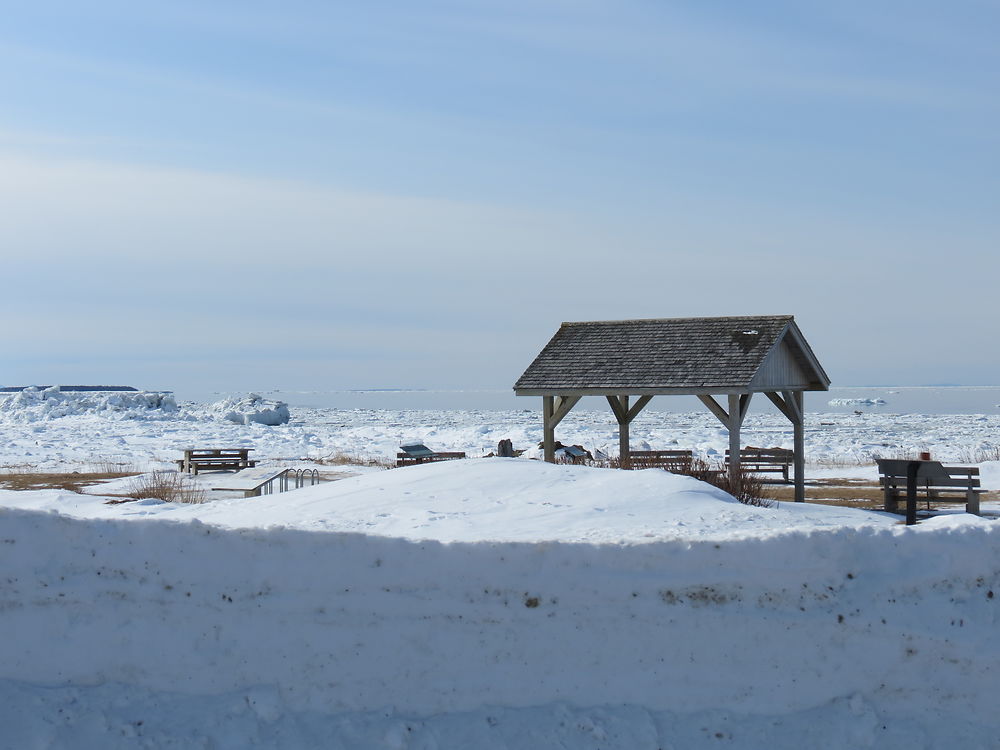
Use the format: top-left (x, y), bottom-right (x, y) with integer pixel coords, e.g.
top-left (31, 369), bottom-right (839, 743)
top-left (1, 1), bottom-right (998, 393)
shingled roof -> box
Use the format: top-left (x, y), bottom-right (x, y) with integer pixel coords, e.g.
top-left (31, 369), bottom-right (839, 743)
top-left (514, 315), bottom-right (829, 395)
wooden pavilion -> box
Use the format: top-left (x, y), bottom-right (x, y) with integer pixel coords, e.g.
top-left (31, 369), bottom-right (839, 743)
top-left (513, 315), bottom-right (830, 502)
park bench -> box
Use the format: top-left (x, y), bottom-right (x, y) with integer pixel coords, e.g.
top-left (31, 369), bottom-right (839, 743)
top-left (176, 448), bottom-right (256, 475)
top-left (627, 449), bottom-right (694, 471)
top-left (725, 447), bottom-right (793, 482)
top-left (878, 460), bottom-right (982, 516)
top-left (396, 444), bottom-right (467, 467)
top-left (210, 467), bottom-right (290, 498)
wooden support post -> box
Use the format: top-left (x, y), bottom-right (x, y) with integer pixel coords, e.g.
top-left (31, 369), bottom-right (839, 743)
top-left (619, 395), bottom-right (630, 465)
top-left (607, 394), bottom-right (654, 468)
top-left (543, 396), bottom-right (555, 463)
top-left (788, 390), bottom-right (805, 503)
top-left (542, 395), bottom-right (581, 464)
top-left (728, 394), bottom-right (742, 485)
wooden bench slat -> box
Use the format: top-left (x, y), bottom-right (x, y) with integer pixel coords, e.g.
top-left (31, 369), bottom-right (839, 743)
top-left (878, 462), bottom-right (983, 515)
top-left (880, 477), bottom-right (981, 489)
top-left (396, 451), bottom-right (466, 467)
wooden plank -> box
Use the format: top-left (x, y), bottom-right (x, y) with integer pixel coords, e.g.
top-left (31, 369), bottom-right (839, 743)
top-left (517, 387), bottom-right (773, 397)
top-left (631, 450), bottom-right (694, 458)
top-left (783, 389), bottom-right (804, 424)
top-left (880, 477), bottom-right (981, 489)
top-left (792, 390), bottom-right (804, 499)
top-left (738, 393), bottom-right (752, 422)
top-left (625, 395), bottom-right (654, 423)
top-left (697, 395), bottom-right (730, 426)
top-left (543, 396), bottom-right (555, 463)
top-left (764, 391), bottom-right (795, 422)
top-left (728, 394), bottom-right (742, 485)
top-left (551, 395), bottom-right (581, 427)
top-left (725, 451), bottom-right (793, 460)
top-left (619, 396), bottom-right (630, 462)
top-left (606, 395), bottom-right (627, 424)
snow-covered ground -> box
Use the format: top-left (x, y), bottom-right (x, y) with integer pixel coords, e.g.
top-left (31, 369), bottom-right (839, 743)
top-left (2, 389), bottom-right (999, 475)
top-left (2, 390), bottom-right (1000, 747)
top-left (2, 460), bottom-right (999, 747)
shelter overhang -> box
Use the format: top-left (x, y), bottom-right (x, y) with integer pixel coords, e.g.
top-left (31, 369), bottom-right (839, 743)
top-left (512, 315), bottom-right (831, 504)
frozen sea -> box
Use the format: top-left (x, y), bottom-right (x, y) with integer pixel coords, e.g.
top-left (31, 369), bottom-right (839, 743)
top-left (3, 385), bottom-right (1000, 473)
top-left (179, 385), bottom-right (1000, 415)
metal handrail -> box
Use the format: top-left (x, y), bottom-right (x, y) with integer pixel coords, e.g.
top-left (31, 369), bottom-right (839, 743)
top-left (292, 468), bottom-right (320, 489)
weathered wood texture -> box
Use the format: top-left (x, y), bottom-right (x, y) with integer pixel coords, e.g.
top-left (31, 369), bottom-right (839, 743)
top-left (626, 450), bottom-right (694, 471)
top-left (879, 465), bottom-right (982, 515)
top-left (178, 448), bottom-right (255, 475)
top-left (724, 447), bottom-right (794, 482)
top-left (395, 451), bottom-right (467, 467)
top-left (514, 316), bottom-right (828, 477)
top-left (515, 316), bottom-right (829, 395)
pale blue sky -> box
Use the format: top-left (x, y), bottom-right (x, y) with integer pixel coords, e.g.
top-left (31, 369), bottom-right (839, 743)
top-left (1, 1), bottom-right (997, 392)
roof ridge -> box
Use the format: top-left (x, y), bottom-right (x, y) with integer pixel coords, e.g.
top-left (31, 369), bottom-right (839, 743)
top-left (561, 315), bottom-right (794, 327)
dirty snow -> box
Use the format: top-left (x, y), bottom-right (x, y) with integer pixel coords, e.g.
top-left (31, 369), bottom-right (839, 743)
top-left (2, 394), bottom-right (1000, 747)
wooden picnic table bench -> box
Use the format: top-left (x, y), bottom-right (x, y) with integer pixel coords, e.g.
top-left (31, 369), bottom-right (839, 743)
top-left (627, 449), bottom-right (694, 470)
top-left (396, 444), bottom-right (467, 467)
top-left (396, 451), bottom-right (467, 467)
top-left (210, 467), bottom-right (290, 498)
top-left (177, 448), bottom-right (256, 475)
top-left (878, 461), bottom-right (982, 516)
top-left (725, 447), bottom-right (793, 482)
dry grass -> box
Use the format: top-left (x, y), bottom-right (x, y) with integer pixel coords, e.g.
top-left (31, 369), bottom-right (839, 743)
top-left (314, 452), bottom-right (393, 468)
top-left (680, 458), bottom-right (775, 508)
top-left (0, 472), bottom-right (135, 492)
top-left (89, 456), bottom-right (141, 474)
top-left (597, 455), bottom-right (775, 508)
top-left (957, 446), bottom-right (1000, 464)
top-left (119, 472), bottom-right (207, 504)
top-left (768, 478), bottom-right (1000, 511)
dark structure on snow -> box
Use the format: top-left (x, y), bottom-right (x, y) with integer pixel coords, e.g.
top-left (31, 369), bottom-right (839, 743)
top-left (514, 315), bottom-right (830, 502)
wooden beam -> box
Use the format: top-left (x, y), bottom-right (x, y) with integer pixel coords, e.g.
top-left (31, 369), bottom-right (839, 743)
top-left (517, 387), bottom-right (770, 397)
top-left (551, 395), bottom-right (581, 427)
top-left (697, 395), bottom-right (730, 426)
top-left (782, 389), bottom-right (803, 424)
top-left (765, 391), bottom-right (795, 422)
top-left (606, 395), bottom-right (627, 424)
top-left (543, 396), bottom-right (556, 463)
top-left (738, 393), bottom-right (753, 422)
top-left (728, 394), bottom-right (742, 485)
top-left (625, 394), bottom-right (653, 423)
top-left (790, 391), bottom-right (805, 503)
top-left (543, 395), bottom-right (581, 464)
top-left (618, 395), bottom-right (630, 464)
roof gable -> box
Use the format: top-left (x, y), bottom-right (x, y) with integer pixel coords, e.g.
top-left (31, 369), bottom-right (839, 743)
top-left (514, 315), bottom-right (829, 394)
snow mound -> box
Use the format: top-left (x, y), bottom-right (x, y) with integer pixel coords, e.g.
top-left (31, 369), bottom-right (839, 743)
top-left (0, 460), bottom-right (998, 746)
top-left (2, 458), bottom-right (897, 543)
top-left (0, 386), bottom-right (177, 422)
top-left (829, 398), bottom-right (887, 406)
top-left (208, 392), bottom-right (290, 426)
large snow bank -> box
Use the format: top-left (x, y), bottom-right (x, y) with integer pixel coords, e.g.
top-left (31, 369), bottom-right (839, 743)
top-left (1, 460), bottom-right (998, 747)
top-left (0, 385), bottom-right (177, 421)
top-left (207, 392), bottom-right (291, 426)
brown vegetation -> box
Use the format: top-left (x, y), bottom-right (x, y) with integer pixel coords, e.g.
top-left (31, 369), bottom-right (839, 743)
top-left (121, 472), bottom-right (207, 504)
top-left (0, 472), bottom-right (134, 493)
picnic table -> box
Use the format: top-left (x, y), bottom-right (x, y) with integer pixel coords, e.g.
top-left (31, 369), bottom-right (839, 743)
top-left (177, 448), bottom-right (256, 475)
top-left (396, 443), bottom-right (467, 467)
